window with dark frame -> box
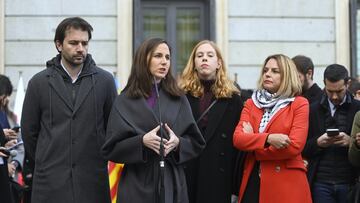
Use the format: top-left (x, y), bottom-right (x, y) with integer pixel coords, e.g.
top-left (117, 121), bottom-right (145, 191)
top-left (133, 0), bottom-right (214, 76)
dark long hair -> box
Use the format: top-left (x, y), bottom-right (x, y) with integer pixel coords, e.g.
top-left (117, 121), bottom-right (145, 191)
top-left (125, 38), bottom-right (183, 98)
top-left (0, 75), bottom-right (13, 96)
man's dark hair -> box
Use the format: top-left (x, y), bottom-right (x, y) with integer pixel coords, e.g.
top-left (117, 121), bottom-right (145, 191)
top-left (292, 55), bottom-right (314, 79)
top-left (54, 17), bottom-right (93, 50)
top-left (0, 75), bottom-right (13, 96)
top-left (323, 64), bottom-right (349, 84)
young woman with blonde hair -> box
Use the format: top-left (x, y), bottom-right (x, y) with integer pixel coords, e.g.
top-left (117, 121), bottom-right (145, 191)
top-left (179, 40), bottom-right (244, 203)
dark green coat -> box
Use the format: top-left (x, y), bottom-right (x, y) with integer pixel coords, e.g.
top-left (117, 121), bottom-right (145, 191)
top-left (349, 111), bottom-right (360, 167)
top-left (21, 54), bottom-right (117, 203)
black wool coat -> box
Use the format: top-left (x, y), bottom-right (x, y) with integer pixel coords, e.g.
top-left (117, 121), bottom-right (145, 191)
top-left (303, 83), bottom-right (323, 105)
top-left (184, 93), bottom-right (244, 203)
top-left (101, 88), bottom-right (206, 203)
top-left (21, 54), bottom-right (117, 203)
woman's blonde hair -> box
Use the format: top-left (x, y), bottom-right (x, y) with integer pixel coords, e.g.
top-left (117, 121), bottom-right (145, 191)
top-left (179, 40), bottom-right (239, 98)
top-left (257, 54), bottom-right (302, 98)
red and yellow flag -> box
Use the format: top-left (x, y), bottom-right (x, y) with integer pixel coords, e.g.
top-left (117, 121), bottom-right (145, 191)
top-left (109, 73), bottom-right (124, 202)
top-left (108, 161), bottom-right (124, 203)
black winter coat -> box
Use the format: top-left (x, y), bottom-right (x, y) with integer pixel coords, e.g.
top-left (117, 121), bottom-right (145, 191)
top-left (184, 93), bottom-right (244, 203)
top-left (102, 88), bottom-right (205, 203)
top-left (303, 92), bottom-right (360, 188)
top-left (21, 54), bottom-right (117, 203)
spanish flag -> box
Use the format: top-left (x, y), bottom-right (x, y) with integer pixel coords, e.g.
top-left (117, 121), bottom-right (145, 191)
top-left (109, 73), bottom-right (123, 203)
top-left (108, 161), bottom-right (124, 203)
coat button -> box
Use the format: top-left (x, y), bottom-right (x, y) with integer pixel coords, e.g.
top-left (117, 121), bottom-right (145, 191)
top-left (220, 152), bottom-right (225, 156)
top-left (275, 166), bottom-right (281, 172)
top-left (221, 133), bottom-right (227, 139)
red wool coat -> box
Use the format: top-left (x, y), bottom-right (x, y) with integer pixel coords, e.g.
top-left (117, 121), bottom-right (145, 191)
top-left (233, 96), bottom-right (312, 203)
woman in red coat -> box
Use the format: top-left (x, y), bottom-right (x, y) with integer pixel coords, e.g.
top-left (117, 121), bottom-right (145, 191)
top-left (233, 54), bottom-right (312, 203)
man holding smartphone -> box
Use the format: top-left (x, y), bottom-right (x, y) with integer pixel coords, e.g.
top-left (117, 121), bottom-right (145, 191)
top-left (303, 64), bottom-right (360, 203)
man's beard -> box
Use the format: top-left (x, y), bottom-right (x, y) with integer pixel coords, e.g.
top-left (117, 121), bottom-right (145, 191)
top-left (63, 54), bottom-right (86, 67)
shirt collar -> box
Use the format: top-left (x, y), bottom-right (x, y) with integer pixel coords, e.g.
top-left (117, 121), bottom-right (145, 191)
top-left (327, 94), bottom-right (347, 116)
top-left (60, 60), bottom-right (83, 83)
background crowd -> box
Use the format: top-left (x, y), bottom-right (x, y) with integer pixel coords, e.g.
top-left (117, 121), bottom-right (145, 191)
top-left (1, 17), bottom-right (360, 203)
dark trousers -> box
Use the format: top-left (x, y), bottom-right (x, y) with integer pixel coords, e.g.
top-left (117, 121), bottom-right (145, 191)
top-left (313, 182), bottom-right (350, 203)
top-left (0, 164), bottom-right (14, 203)
top-left (22, 188), bottom-right (32, 203)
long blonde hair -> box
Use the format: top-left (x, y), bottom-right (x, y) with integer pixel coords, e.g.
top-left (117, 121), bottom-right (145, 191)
top-left (179, 40), bottom-right (239, 98)
top-left (257, 54), bottom-right (302, 98)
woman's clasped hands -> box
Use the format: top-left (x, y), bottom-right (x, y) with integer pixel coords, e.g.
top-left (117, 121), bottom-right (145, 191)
top-left (143, 123), bottom-right (179, 156)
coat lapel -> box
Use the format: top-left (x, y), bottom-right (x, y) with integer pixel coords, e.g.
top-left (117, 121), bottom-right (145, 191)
top-left (204, 99), bottom-right (228, 142)
top-left (48, 72), bottom-right (74, 111)
top-left (186, 95), bottom-right (200, 120)
top-left (117, 90), bottom-right (181, 140)
top-left (157, 90), bottom-right (179, 127)
top-left (117, 93), bottom-right (164, 135)
top-left (73, 75), bottom-right (93, 115)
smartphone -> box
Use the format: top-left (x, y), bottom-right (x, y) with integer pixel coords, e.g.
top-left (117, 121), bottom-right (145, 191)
top-left (0, 148), bottom-right (10, 156)
top-left (326, 128), bottom-right (339, 137)
top-left (11, 126), bottom-right (20, 133)
top-left (6, 141), bottom-right (23, 150)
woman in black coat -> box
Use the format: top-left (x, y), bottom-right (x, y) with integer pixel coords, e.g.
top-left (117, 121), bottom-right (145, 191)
top-left (179, 40), bottom-right (244, 203)
top-left (102, 38), bottom-right (205, 203)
